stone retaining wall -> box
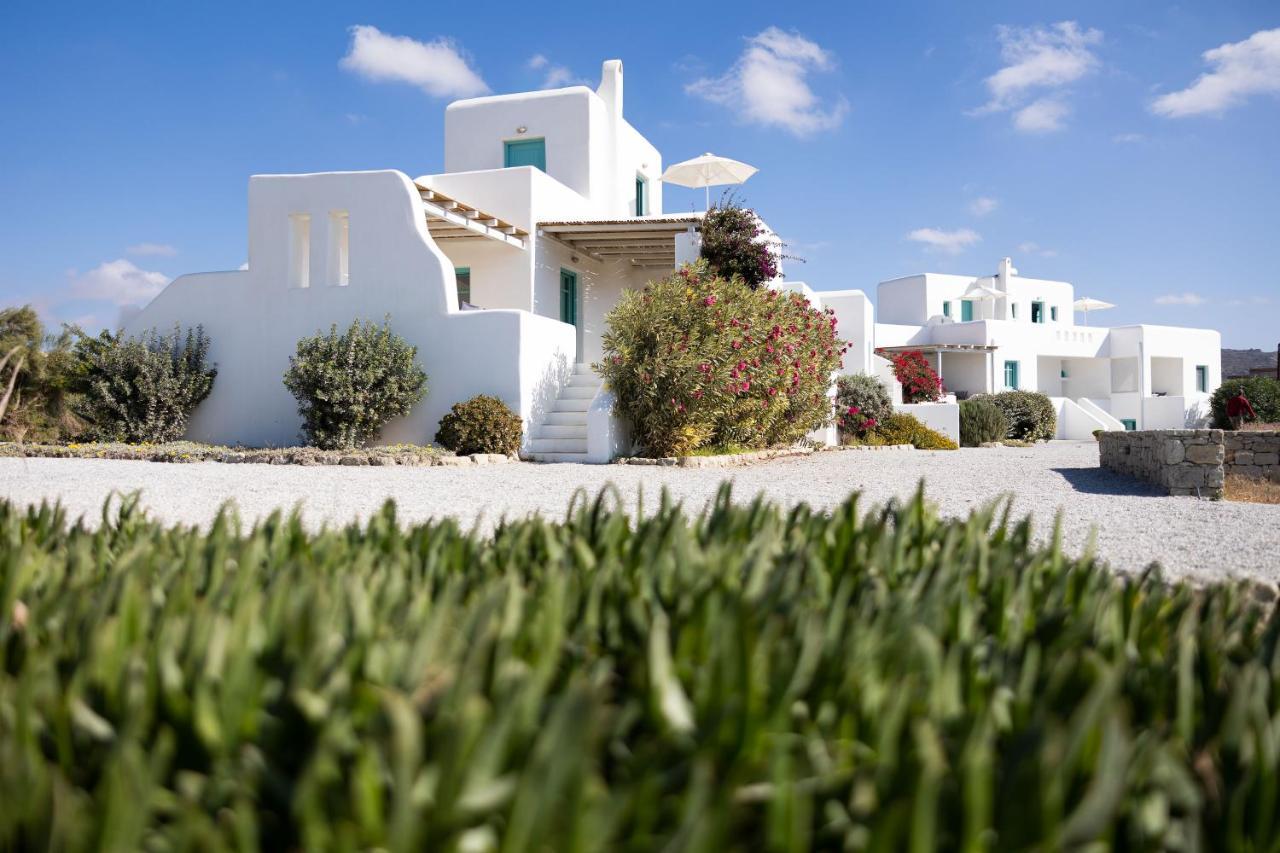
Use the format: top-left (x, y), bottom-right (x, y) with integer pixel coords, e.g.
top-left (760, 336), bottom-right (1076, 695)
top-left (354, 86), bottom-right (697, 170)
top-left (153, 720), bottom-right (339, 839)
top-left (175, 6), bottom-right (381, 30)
top-left (1100, 429), bottom-right (1280, 498)
top-left (1224, 431), bottom-right (1280, 483)
top-left (1099, 430), bottom-right (1224, 497)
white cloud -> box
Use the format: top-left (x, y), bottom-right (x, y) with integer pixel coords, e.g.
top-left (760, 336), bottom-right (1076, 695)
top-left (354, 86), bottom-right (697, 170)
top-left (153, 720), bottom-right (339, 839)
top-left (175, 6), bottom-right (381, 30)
top-left (969, 196), bottom-right (999, 217)
top-left (526, 53), bottom-right (587, 89)
top-left (126, 242), bottom-right (177, 257)
top-left (1013, 97), bottom-right (1070, 132)
top-left (1227, 296), bottom-right (1272, 307)
top-left (1112, 132), bottom-right (1145, 143)
top-left (975, 21), bottom-right (1102, 132)
top-left (339, 25), bottom-right (488, 99)
top-left (1155, 292), bottom-right (1207, 306)
top-left (907, 227), bottom-right (982, 254)
top-left (1017, 241), bottom-right (1058, 258)
top-left (686, 27), bottom-right (848, 137)
top-left (1151, 28), bottom-right (1280, 117)
top-left (68, 259), bottom-right (169, 306)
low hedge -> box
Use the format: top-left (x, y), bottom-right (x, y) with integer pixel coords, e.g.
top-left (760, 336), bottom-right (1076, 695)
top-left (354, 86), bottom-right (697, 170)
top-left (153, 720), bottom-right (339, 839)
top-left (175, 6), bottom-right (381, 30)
top-left (1211, 376), bottom-right (1280, 429)
top-left (435, 394), bottom-right (523, 456)
top-left (976, 390), bottom-right (1057, 441)
top-left (3, 491), bottom-right (1280, 849)
top-left (873, 412), bottom-right (958, 449)
top-left (959, 398), bottom-right (1009, 447)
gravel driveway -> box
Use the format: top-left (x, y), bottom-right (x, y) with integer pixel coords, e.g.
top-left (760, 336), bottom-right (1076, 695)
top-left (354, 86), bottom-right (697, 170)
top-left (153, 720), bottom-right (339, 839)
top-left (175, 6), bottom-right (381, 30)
top-left (3, 442), bottom-right (1276, 584)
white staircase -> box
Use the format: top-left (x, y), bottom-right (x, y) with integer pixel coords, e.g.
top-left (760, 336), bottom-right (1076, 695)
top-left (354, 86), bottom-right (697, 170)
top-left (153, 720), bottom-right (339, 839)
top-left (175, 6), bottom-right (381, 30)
top-left (525, 364), bottom-right (601, 462)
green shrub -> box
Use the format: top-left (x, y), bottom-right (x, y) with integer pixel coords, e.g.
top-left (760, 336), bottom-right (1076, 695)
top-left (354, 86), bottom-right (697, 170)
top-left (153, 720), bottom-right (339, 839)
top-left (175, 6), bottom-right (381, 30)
top-left (1211, 376), bottom-right (1280, 428)
top-left (595, 261), bottom-right (846, 456)
top-left (69, 325), bottom-right (215, 443)
top-left (976, 390), bottom-right (1057, 441)
top-left (834, 373), bottom-right (892, 438)
top-left (3, 488), bottom-right (1279, 849)
top-left (959, 398), bottom-right (1009, 447)
top-left (283, 319), bottom-right (427, 450)
top-left (876, 411), bottom-right (958, 449)
top-left (435, 394), bottom-right (523, 455)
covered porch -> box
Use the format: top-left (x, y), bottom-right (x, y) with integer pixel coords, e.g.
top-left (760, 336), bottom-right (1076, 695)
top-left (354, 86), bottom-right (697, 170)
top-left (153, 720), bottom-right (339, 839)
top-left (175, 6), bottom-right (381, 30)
top-left (875, 343), bottom-right (999, 399)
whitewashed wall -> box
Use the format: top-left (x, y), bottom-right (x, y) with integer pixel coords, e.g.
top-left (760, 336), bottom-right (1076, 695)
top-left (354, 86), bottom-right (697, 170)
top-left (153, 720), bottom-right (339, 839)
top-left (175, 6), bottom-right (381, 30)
top-left (124, 170), bottom-right (575, 448)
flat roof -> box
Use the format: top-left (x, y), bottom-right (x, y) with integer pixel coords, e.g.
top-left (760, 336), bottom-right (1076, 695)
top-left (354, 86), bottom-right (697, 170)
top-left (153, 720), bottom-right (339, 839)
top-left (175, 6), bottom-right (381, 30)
top-left (875, 343), bottom-right (999, 354)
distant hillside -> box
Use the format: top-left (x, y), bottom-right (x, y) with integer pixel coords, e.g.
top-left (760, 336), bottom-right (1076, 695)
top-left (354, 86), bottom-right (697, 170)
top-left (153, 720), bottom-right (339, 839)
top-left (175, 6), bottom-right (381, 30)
top-left (1223, 348), bottom-right (1278, 378)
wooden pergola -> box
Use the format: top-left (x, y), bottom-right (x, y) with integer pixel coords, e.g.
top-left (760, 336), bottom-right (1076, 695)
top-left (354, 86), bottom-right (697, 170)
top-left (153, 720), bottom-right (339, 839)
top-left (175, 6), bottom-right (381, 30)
top-left (414, 183), bottom-right (528, 249)
top-left (875, 343), bottom-right (1001, 394)
top-left (536, 215), bottom-right (702, 268)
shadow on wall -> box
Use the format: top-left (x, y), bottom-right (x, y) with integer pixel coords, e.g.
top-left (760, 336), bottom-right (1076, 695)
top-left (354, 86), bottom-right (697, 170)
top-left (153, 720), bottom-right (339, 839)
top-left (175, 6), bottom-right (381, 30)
top-left (1185, 400), bottom-right (1209, 429)
top-left (1052, 466), bottom-right (1167, 497)
top-left (527, 349), bottom-right (573, 440)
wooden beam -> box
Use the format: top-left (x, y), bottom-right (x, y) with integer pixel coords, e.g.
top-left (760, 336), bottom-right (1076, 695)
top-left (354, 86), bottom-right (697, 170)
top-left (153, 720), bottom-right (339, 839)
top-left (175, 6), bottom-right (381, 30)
top-left (538, 222), bottom-right (695, 235)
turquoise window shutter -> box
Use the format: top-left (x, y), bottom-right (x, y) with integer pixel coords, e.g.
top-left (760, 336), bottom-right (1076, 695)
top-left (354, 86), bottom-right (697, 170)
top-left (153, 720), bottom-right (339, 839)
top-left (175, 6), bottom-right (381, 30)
top-left (961, 301), bottom-right (973, 322)
top-left (504, 139), bottom-right (546, 172)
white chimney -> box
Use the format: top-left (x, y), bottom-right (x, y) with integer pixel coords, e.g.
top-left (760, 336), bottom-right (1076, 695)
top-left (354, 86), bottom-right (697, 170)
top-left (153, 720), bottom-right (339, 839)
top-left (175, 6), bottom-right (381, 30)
top-left (597, 59), bottom-right (623, 122)
top-left (995, 257), bottom-right (1017, 291)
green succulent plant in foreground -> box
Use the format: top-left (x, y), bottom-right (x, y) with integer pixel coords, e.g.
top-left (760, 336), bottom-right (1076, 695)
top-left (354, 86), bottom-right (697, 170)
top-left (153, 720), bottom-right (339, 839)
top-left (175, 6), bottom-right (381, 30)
top-left (1, 487), bottom-right (1277, 851)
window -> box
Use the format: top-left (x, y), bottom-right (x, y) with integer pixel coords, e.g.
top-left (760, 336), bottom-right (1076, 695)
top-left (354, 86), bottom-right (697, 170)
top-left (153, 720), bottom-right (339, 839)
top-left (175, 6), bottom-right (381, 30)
top-left (559, 268), bottom-right (578, 326)
top-left (1121, 419), bottom-right (1137, 431)
top-left (328, 211), bottom-right (349, 287)
top-left (635, 174), bottom-right (648, 216)
top-left (455, 267), bottom-right (471, 307)
top-left (1003, 360), bottom-right (1020, 390)
top-left (1031, 301), bottom-right (1045, 324)
top-left (1050, 305), bottom-right (1058, 321)
top-left (504, 138), bottom-right (546, 172)
top-left (1010, 302), bottom-right (1019, 320)
top-left (942, 300), bottom-right (951, 318)
top-left (288, 213), bottom-right (311, 289)
top-left (961, 300), bottom-right (973, 322)
top-left (1060, 367), bottom-right (1069, 379)
top-left (1196, 364), bottom-right (1208, 393)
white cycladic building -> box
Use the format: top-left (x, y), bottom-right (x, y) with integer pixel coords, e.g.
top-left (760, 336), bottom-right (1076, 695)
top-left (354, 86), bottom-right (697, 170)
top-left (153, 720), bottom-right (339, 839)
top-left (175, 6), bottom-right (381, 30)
top-left (124, 59), bottom-right (1220, 457)
top-left (814, 256), bottom-right (1222, 440)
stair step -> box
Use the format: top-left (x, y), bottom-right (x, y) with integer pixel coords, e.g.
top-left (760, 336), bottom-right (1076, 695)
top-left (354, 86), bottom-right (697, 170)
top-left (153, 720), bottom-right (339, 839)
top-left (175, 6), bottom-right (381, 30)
top-left (527, 451), bottom-right (591, 463)
top-left (554, 396), bottom-right (592, 412)
top-left (573, 363), bottom-right (596, 375)
top-left (560, 385), bottom-right (598, 399)
top-left (537, 424), bottom-right (587, 439)
top-left (544, 411), bottom-right (587, 426)
top-left (529, 437), bottom-right (588, 453)
top-left (567, 375), bottom-right (602, 388)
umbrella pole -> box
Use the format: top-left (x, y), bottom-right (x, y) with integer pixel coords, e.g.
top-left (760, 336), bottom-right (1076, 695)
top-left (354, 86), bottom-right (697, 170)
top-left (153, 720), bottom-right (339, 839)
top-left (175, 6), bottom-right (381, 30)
top-left (705, 185), bottom-right (710, 211)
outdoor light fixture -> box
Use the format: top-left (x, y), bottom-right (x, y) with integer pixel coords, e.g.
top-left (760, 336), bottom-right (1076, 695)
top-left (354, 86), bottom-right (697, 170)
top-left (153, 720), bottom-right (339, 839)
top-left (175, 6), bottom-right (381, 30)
top-left (516, 126), bottom-right (527, 134)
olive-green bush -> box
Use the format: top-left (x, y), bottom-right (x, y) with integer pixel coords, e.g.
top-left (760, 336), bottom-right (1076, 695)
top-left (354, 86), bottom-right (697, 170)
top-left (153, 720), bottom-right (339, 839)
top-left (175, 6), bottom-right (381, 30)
top-left (976, 390), bottom-right (1057, 441)
top-left (3, 489), bottom-right (1279, 850)
top-left (959, 398), bottom-right (1010, 446)
top-left (595, 261), bottom-right (846, 457)
top-left (434, 394), bottom-right (523, 456)
top-left (283, 319), bottom-right (426, 450)
top-left (875, 411), bottom-right (958, 449)
top-left (1211, 376), bottom-right (1280, 428)
top-left (70, 325), bottom-right (216, 443)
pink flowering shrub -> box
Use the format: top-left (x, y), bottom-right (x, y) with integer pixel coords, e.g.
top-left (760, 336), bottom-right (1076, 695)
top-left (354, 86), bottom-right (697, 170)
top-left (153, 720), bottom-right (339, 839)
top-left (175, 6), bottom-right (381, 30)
top-left (834, 374), bottom-right (892, 439)
top-left (884, 349), bottom-right (943, 403)
top-left (699, 200), bottom-right (779, 288)
top-left (595, 261), bottom-right (848, 457)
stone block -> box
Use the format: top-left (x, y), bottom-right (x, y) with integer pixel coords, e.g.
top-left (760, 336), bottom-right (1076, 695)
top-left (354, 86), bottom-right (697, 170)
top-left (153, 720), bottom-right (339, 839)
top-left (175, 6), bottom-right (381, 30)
top-left (1254, 452), bottom-right (1279, 466)
top-left (1166, 466), bottom-right (1206, 489)
top-left (1163, 440), bottom-right (1185, 464)
top-left (1234, 451), bottom-right (1255, 465)
top-left (1185, 443), bottom-right (1223, 465)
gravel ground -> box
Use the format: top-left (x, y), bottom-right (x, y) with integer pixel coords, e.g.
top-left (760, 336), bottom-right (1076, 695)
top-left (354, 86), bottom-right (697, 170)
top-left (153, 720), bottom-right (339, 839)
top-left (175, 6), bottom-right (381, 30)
top-left (3, 442), bottom-right (1277, 585)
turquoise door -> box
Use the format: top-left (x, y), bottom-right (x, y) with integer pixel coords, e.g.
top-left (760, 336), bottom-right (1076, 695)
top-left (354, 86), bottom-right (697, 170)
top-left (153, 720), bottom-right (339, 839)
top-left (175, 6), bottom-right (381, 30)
top-left (1003, 360), bottom-right (1019, 390)
top-left (504, 139), bottom-right (546, 171)
top-left (559, 269), bottom-right (577, 326)
top-left (961, 300), bottom-right (973, 322)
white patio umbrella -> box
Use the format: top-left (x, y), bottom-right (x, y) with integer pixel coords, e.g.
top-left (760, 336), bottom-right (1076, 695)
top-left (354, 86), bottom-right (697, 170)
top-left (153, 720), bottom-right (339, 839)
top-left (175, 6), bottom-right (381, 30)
top-left (661, 152), bottom-right (758, 210)
top-left (1073, 296), bottom-right (1115, 326)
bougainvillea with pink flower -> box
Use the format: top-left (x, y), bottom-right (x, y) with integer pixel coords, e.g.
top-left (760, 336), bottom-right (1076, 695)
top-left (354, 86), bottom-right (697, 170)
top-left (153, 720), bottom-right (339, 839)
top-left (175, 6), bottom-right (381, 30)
top-left (883, 349), bottom-right (943, 403)
top-left (834, 373), bottom-right (892, 439)
top-left (595, 261), bottom-right (848, 456)
top-left (699, 198), bottom-right (779, 288)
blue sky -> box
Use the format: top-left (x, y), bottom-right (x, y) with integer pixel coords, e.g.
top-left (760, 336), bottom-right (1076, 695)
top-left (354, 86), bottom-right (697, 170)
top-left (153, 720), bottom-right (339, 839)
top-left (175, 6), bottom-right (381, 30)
top-left (2, 1), bottom-right (1277, 347)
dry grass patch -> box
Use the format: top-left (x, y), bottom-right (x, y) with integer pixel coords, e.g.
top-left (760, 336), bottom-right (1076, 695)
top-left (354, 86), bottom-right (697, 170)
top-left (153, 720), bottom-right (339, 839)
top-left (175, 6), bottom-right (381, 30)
top-left (1224, 473), bottom-right (1280, 504)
